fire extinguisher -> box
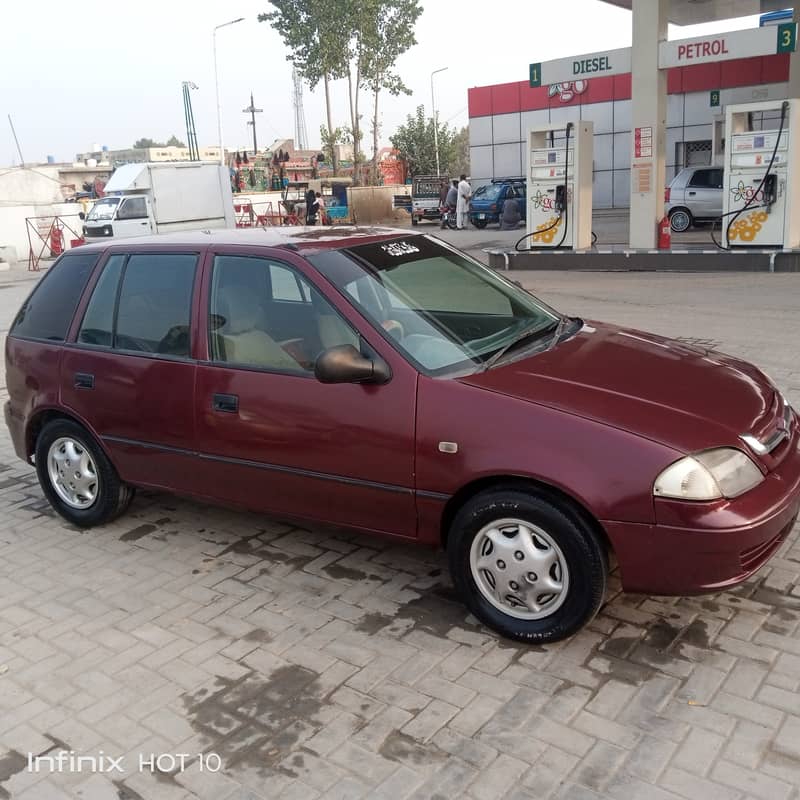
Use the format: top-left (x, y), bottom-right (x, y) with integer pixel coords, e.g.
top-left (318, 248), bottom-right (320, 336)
top-left (658, 215), bottom-right (671, 250)
top-left (49, 224), bottom-right (64, 257)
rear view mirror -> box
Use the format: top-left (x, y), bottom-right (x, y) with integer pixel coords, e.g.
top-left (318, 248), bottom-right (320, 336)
top-left (315, 344), bottom-right (391, 385)
top-left (78, 212), bottom-right (86, 220)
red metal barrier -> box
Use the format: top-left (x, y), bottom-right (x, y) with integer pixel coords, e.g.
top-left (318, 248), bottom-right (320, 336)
top-left (26, 215), bottom-right (84, 271)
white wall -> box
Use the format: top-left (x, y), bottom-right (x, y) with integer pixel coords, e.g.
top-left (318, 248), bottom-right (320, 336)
top-left (0, 166), bottom-right (65, 205)
top-left (0, 204), bottom-right (85, 266)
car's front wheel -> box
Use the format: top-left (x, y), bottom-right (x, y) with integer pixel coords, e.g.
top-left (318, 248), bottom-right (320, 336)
top-left (472, 219), bottom-right (488, 229)
top-left (448, 488), bottom-right (607, 643)
top-left (35, 418), bottom-right (134, 527)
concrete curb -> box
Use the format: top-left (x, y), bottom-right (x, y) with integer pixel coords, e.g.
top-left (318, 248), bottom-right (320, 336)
top-left (486, 249), bottom-right (800, 272)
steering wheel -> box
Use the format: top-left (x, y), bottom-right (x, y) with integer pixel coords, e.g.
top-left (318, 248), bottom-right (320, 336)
top-left (381, 319), bottom-right (405, 340)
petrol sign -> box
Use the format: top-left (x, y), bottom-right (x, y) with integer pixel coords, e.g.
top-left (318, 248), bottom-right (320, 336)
top-left (659, 24), bottom-right (797, 68)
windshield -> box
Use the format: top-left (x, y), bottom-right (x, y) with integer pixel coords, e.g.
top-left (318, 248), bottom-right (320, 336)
top-left (308, 236), bottom-right (560, 375)
top-left (86, 197), bottom-right (120, 221)
top-left (473, 184), bottom-right (501, 201)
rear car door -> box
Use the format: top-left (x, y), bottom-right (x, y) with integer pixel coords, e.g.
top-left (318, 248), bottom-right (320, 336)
top-left (61, 249), bottom-right (201, 492)
top-left (192, 248), bottom-right (418, 538)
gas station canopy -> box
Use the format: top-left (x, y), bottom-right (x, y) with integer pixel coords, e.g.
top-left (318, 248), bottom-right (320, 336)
top-left (599, 0), bottom-right (790, 26)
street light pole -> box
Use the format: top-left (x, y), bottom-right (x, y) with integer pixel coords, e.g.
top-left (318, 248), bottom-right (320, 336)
top-left (214, 17), bottom-right (245, 166)
top-left (431, 67), bottom-right (448, 176)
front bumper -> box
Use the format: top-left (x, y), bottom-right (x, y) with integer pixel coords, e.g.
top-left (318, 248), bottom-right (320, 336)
top-left (604, 432), bottom-right (800, 595)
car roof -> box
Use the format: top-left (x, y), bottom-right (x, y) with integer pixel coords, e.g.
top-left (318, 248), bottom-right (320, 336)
top-left (75, 225), bottom-right (411, 255)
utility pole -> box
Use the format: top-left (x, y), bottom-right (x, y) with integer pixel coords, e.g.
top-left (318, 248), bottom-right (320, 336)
top-left (182, 82), bottom-right (199, 161)
top-left (8, 115), bottom-right (24, 167)
top-left (242, 91), bottom-right (263, 155)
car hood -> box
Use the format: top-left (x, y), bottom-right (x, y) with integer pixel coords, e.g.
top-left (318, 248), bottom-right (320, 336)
top-left (459, 320), bottom-right (777, 455)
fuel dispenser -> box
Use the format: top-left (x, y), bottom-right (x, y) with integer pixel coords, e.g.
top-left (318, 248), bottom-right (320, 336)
top-left (520, 121), bottom-right (593, 250)
top-left (722, 100), bottom-right (800, 248)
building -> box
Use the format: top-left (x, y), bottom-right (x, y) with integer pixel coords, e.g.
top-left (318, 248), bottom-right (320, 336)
top-left (468, 37), bottom-right (792, 208)
top-left (75, 145), bottom-right (223, 167)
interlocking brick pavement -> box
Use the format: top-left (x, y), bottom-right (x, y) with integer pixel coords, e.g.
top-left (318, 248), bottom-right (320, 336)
top-left (0, 268), bottom-right (800, 799)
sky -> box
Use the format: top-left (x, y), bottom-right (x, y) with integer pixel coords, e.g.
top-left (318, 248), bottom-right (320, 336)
top-left (1, 1), bottom-right (763, 165)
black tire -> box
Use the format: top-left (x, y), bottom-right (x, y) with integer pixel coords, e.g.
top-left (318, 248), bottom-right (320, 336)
top-left (35, 418), bottom-right (135, 528)
top-left (669, 208), bottom-right (693, 233)
top-left (472, 219), bottom-right (488, 229)
top-left (411, 217), bottom-right (419, 226)
top-left (445, 212), bottom-right (458, 230)
top-left (448, 488), bottom-right (607, 643)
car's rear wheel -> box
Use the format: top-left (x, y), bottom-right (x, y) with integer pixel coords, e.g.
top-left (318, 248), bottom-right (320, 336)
top-left (35, 419), bottom-right (134, 527)
top-left (472, 219), bottom-right (488, 229)
top-left (669, 208), bottom-right (693, 233)
top-left (448, 488), bottom-right (607, 643)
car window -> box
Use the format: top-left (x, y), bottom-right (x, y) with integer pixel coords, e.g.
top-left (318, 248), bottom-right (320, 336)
top-left (710, 168), bottom-right (723, 188)
top-left (270, 264), bottom-right (310, 302)
top-left (117, 197), bottom-right (148, 220)
top-left (78, 254), bottom-right (126, 347)
top-left (11, 251), bottom-right (99, 341)
top-left (688, 170), bottom-right (716, 188)
top-left (310, 236), bottom-right (559, 374)
top-left (209, 255), bottom-right (359, 374)
top-left (474, 185), bottom-right (501, 201)
top-left (115, 254), bottom-right (197, 357)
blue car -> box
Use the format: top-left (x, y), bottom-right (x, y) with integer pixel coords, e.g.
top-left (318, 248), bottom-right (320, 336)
top-left (469, 178), bottom-right (526, 228)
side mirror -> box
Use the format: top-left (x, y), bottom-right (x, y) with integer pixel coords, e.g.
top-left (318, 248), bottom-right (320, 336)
top-left (314, 344), bottom-right (391, 385)
top-left (78, 212), bottom-right (86, 220)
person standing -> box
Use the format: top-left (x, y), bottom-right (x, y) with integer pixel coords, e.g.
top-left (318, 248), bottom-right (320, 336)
top-left (443, 180), bottom-right (458, 229)
top-left (315, 192), bottom-right (326, 225)
top-left (305, 189), bottom-right (318, 225)
top-left (457, 174), bottom-right (471, 230)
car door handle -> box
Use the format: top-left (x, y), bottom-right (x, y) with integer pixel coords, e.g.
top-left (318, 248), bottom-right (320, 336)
top-left (212, 393), bottom-right (239, 413)
top-left (74, 373), bottom-right (94, 389)
top-left (688, 191), bottom-right (697, 196)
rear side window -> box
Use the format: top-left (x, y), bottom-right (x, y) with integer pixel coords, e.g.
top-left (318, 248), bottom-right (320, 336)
top-left (77, 252), bottom-right (197, 358)
top-left (11, 252), bottom-right (99, 341)
top-left (78, 255), bottom-right (125, 347)
top-left (116, 254), bottom-right (197, 357)
top-left (688, 170), bottom-right (717, 188)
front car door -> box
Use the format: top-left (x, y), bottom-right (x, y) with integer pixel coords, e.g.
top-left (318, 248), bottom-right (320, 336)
top-left (61, 248), bottom-right (201, 492)
top-left (113, 196), bottom-right (152, 238)
top-left (192, 247), bottom-right (418, 538)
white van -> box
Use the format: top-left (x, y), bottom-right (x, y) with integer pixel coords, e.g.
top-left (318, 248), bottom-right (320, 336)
top-left (82, 162), bottom-right (235, 240)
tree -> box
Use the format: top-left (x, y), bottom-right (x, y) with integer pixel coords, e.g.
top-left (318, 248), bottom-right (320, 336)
top-left (260, 1), bottom-right (350, 175)
top-left (133, 138), bottom-right (161, 148)
top-left (390, 106), bottom-right (456, 178)
top-left (166, 135), bottom-right (186, 147)
top-left (448, 126), bottom-right (470, 178)
top-left (319, 124), bottom-right (347, 165)
top-left (361, 0), bottom-right (421, 184)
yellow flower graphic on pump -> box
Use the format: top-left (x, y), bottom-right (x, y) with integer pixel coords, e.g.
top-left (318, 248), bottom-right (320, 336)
top-left (728, 209), bottom-right (769, 242)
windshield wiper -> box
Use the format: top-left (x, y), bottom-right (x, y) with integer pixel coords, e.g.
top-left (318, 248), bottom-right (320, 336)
top-left (547, 314), bottom-right (570, 351)
top-left (481, 318), bottom-right (560, 372)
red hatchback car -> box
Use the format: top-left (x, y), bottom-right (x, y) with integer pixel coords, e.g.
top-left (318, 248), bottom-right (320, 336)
top-left (5, 228), bottom-right (800, 642)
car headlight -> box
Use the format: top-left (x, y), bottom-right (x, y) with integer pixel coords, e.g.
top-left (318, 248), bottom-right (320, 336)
top-left (653, 448), bottom-right (764, 501)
